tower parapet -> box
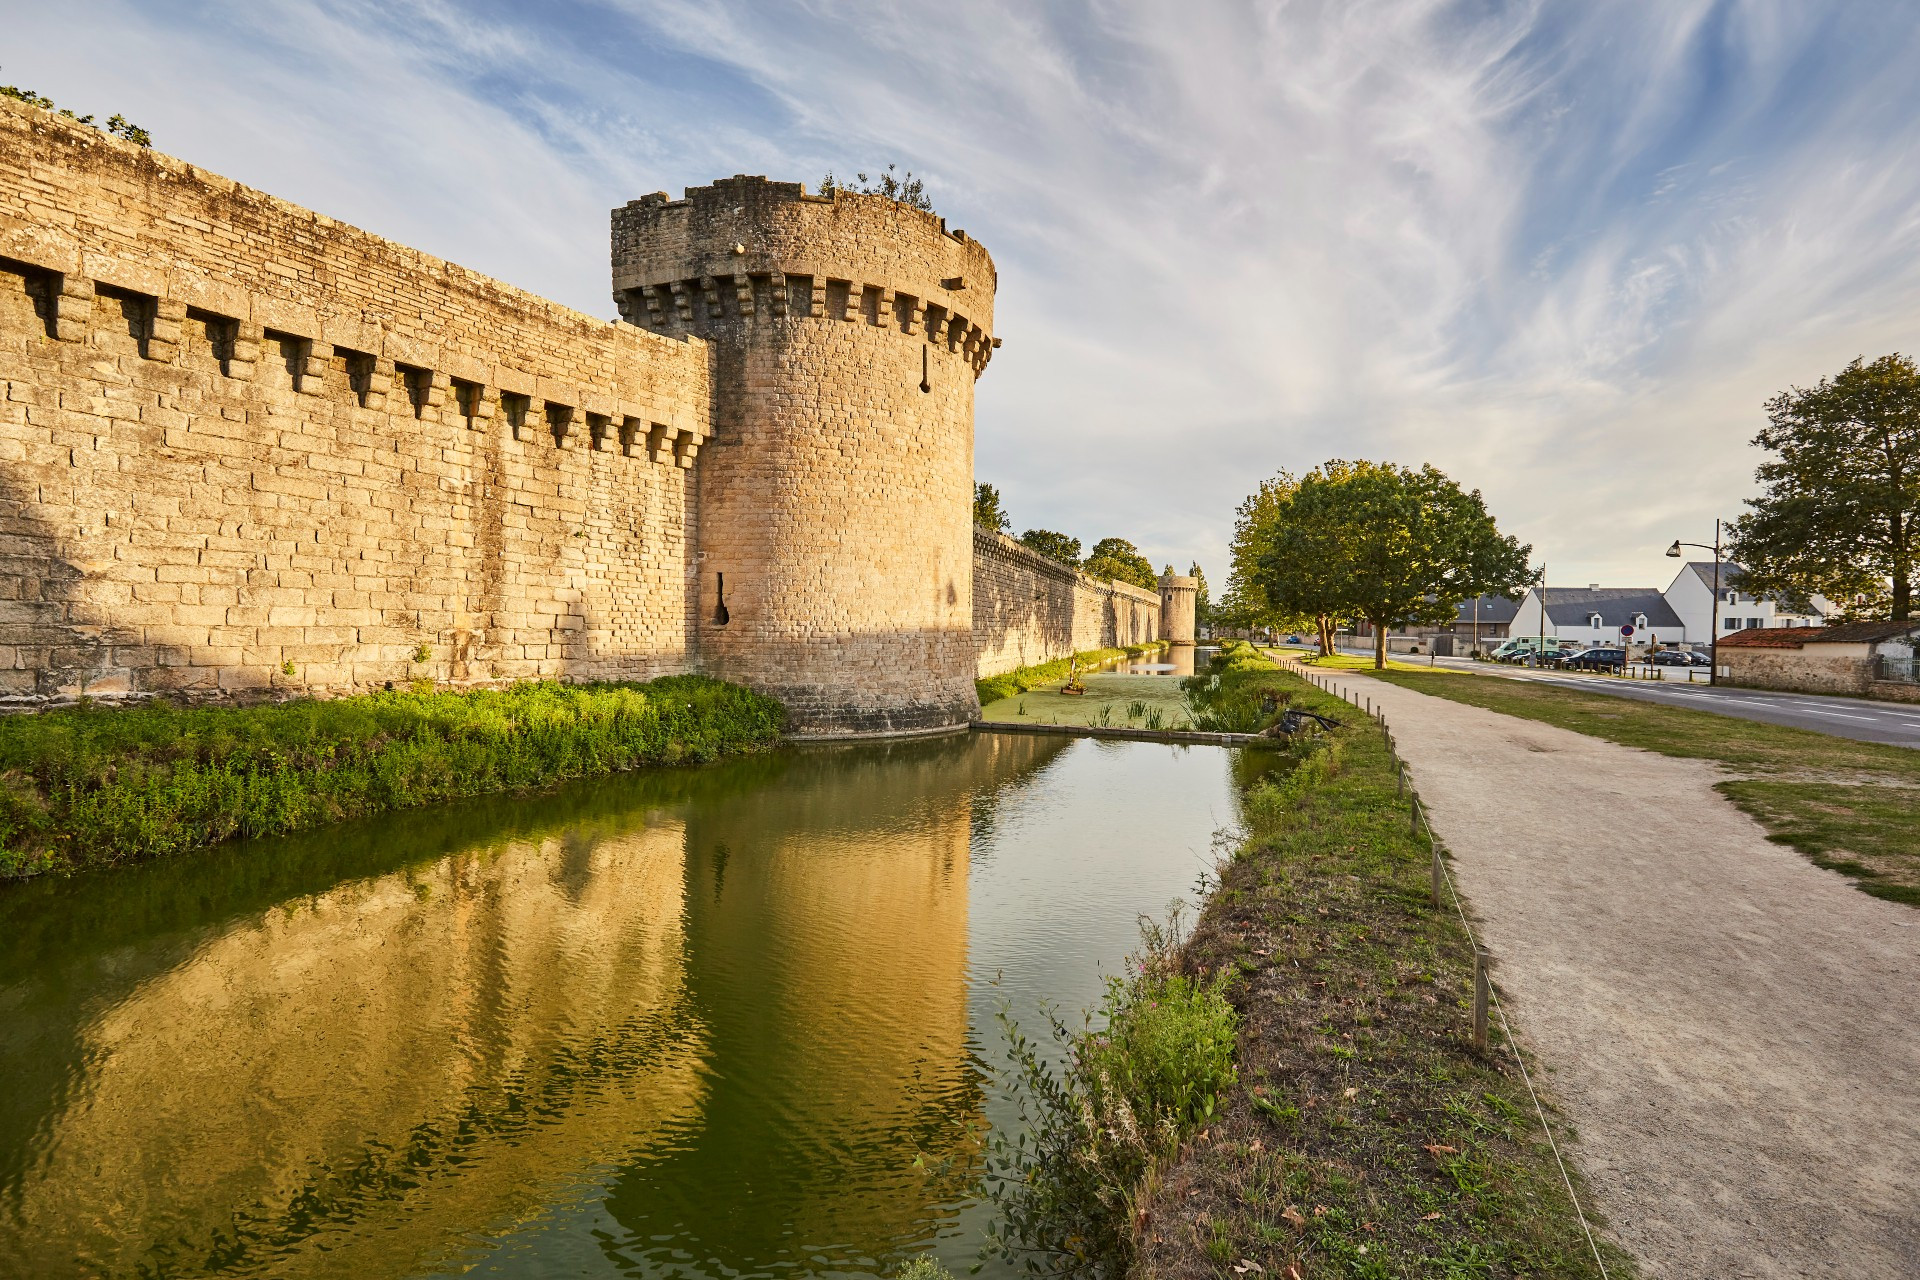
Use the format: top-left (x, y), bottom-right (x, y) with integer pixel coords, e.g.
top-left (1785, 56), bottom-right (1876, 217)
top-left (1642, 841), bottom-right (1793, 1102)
top-left (613, 178), bottom-right (999, 735)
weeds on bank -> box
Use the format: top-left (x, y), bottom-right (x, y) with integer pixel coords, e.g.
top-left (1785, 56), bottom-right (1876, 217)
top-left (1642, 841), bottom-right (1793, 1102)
top-left (1371, 668), bottom-right (1920, 907)
top-left (0, 675), bottom-right (784, 879)
top-left (993, 650), bottom-right (1628, 1278)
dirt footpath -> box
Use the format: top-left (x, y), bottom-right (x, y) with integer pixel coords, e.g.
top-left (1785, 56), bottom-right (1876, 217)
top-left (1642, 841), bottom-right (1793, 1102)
top-left (1312, 670), bottom-right (1920, 1279)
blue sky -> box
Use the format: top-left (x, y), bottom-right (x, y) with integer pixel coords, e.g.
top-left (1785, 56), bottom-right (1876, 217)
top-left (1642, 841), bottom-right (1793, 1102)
top-left (13, 0), bottom-right (1920, 591)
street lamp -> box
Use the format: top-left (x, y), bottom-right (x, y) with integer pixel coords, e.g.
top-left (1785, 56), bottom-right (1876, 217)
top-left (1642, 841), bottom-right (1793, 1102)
top-left (1665, 519), bottom-right (1724, 686)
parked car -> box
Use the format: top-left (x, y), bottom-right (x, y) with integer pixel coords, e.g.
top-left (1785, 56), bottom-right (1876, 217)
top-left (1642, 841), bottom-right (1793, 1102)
top-left (1650, 649), bottom-right (1693, 666)
top-left (1562, 647), bottom-right (1625, 670)
top-left (1685, 650), bottom-right (1715, 666)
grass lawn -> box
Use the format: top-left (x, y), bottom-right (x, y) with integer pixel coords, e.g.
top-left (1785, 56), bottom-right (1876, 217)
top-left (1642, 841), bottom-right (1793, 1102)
top-left (1128, 651), bottom-right (1626, 1277)
top-left (1292, 651), bottom-right (1432, 674)
top-left (977, 673), bottom-right (1192, 729)
top-left (1367, 667), bottom-right (1920, 907)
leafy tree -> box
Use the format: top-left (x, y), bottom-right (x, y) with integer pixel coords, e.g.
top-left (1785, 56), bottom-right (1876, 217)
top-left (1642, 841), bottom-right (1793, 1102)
top-left (1254, 461), bottom-right (1534, 668)
top-left (1730, 353), bottom-right (1920, 620)
top-left (1083, 537), bottom-right (1158, 592)
top-left (974, 482), bottom-right (1011, 534)
top-left (1019, 528), bottom-right (1081, 565)
top-left (819, 163), bottom-right (934, 212)
top-left (1221, 468), bottom-right (1335, 652)
top-left (1, 80), bottom-right (151, 145)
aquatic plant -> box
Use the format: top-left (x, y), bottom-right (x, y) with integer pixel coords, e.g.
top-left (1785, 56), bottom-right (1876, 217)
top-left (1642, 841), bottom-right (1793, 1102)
top-left (976, 648), bottom-right (1132, 705)
top-left (0, 675), bottom-right (785, 878)
top-left (1144, 708), bottom-right (1165, 731)
top-left (1126, 699), bottom-right (1148, 721)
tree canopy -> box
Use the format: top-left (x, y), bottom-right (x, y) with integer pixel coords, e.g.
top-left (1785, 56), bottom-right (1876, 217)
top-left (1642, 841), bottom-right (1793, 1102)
top-left (1083, 537), bottom-right (1158, 592)
top-left (1249, 460), bottom-right (1534, 667)
top-left (973, 482), bottom-right (1011, 534)
top-left (1730, 353), bottom-right (1920, 620)
top-left (1019, 529), bottom-right (1081, 565)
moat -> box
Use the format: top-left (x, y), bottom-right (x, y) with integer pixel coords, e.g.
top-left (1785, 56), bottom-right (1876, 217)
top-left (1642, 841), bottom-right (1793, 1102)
top-left (0, 731), bottom-right (1268, 1279)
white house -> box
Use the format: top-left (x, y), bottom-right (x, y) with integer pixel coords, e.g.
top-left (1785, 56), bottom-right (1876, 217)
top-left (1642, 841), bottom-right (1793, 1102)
top-left (1663, 562), bottom-right (1826, 644)
top-left (1509, 586), bottom-right (1688, 647)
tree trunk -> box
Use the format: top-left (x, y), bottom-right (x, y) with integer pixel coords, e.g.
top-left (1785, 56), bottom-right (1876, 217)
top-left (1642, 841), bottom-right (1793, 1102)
top-left (1373, 620), bottom-right (1388, 670)
top-left (1895, 568), bottom-right (1911, 621)
top-left (1317, 615), bottom-right (1334, 657)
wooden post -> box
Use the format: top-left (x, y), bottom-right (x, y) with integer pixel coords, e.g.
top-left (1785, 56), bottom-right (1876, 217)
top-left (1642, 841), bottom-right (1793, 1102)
top-left (1410, 794), bottom-right (1420, 837)
top-left (1431, 841), bottom-right (1443, 908)
top-left (1473, 948), bottom-right (1491, 1051)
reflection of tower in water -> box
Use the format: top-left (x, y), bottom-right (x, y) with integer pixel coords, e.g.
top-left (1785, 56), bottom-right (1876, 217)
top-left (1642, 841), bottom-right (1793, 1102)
top-left (0, 732), bottom-right (1075, 1280)
top-left (600, 732), bottom-right (1071, 1273)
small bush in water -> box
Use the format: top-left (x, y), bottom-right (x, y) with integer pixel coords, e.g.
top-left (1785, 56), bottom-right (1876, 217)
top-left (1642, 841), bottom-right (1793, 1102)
top-left (984, 906), bottom-right (1238, 1275)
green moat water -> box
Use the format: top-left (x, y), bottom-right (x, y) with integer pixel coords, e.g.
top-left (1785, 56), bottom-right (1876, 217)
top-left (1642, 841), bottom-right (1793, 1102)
top-left (0, 730), bottom-right (1267, 1278)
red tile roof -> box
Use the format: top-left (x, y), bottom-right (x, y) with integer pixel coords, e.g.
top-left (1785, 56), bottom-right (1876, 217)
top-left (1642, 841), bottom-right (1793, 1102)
top-left (1719, 620), bottom-right (1920, 649)
top-left (1718, 627), bottom-right (1825, 649)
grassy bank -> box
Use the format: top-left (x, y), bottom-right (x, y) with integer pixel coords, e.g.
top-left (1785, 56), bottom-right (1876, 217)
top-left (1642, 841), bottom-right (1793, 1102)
top-left (1369, 668), bottom-right (1920, 907)
top-left (989, 646), bottom-right (1624, 1277)
top-left (0, 675), bottom-right (784, 879)
top-left (974, 643), bottom-right (1167, 706)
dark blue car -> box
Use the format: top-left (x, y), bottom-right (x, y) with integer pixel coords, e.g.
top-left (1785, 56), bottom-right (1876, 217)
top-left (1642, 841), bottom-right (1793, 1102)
top-left (1562, 647), bottom-right (1626, 670)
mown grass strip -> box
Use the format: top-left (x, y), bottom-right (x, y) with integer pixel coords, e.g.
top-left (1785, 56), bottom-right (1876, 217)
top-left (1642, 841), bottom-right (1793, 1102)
top-left (1133, 653), bottom-right (1629, 1278)
top-left (974, 643), bottom-right (1166, 705)
top-left (0, 675), bottom-right (784, 879)
top-left (1368, 668), bottom-right (1920, 907)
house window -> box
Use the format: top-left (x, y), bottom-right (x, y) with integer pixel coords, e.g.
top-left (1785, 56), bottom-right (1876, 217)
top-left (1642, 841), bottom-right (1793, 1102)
top-left (1724, 618), bottom-right (1741, 630)
top-left (1588, 613), bottom-right (1603, 629)
top-left (1725, 590), bottom-right (1738, 605)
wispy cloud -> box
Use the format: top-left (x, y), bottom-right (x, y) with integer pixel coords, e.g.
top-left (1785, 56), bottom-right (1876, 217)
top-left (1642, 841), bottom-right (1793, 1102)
top-left (13, 0), bottom-right (1920, 587)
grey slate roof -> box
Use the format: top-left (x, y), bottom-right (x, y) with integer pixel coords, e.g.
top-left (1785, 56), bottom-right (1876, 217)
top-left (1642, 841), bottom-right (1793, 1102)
top-left (1539, 587), bottom-right (1685, 629)
top-left (1452, 594), bottom-right (1520, 625)
top-left (1685, 561), bottom-right (1746, 592)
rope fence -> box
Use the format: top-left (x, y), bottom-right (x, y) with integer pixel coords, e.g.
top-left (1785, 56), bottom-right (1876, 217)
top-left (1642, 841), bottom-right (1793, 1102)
top-left (1286, 659), bottom-right (1612, 1279)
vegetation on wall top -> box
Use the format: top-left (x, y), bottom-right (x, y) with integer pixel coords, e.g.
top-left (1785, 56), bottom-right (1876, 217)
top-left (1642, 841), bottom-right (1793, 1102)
top-left (2, 78), bottom-right (151, 146)
top-left (819, 163), bottom-right (934, 212)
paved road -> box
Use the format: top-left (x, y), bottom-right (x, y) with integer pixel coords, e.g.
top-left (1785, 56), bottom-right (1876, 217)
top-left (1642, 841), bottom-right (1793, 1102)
top-left (1308, 670), bottom-right (1920, 1278)
top-left (1326, 646), bottom-right (1920, 748)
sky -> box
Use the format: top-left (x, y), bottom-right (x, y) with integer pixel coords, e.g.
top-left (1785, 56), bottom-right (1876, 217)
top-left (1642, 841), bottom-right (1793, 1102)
top-left (11, 0), bottom-right (1920, 593)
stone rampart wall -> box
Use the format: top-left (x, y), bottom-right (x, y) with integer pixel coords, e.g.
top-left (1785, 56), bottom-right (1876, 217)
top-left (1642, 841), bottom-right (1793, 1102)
top-left (972, 527), bottom-right (1161, 678)
top-left (1721, 649), bottom-right (1870, 697)
top-left (0, 99), bottom-right (711, 702)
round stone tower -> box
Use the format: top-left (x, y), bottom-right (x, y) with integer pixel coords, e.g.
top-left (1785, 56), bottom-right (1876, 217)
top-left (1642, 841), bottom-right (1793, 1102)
top-left (1159, 574), bottom-right (1198, 645)
top-left (611, 177), bottom-right (998, 736)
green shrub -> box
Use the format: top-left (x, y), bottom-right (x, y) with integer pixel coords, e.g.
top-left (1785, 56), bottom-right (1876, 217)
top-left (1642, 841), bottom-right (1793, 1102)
top-left (893, 1258), bottom-right (955, 1280)
top-left (0, 675), bottom-right (784, 878)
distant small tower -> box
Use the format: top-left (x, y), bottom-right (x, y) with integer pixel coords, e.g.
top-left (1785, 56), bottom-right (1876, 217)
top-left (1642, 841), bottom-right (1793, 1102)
top-left (1159, 574), bottom-right (1198, 645)
top-left (612, 177), bottom-right (998, 735)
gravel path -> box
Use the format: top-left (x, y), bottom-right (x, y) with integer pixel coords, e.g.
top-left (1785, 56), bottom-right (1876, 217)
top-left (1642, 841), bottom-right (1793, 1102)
top-left (1307, 668), bottom-right (1920, 1279)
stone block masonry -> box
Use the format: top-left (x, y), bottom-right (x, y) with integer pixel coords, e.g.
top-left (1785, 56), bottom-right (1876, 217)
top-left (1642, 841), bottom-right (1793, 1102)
top-left (0, 98), bottom-right (710, 702)
top-left (0, 97), bottom-right (1189, 732)
top-left (973, 527), bottom-right (1161, 677)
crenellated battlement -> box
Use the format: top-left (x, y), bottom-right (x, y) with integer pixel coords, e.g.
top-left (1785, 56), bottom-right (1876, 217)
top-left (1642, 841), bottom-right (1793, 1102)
top-left (611, 176), bottom-right (1000, 377)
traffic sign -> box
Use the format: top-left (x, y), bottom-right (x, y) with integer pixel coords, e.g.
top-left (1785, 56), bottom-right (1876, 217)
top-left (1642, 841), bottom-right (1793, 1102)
top-left (1619, 624), bottom-right (1636, 638)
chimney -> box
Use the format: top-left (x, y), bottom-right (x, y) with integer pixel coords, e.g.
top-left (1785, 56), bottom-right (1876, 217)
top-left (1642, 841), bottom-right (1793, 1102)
top-left (1589, 583), bottom-right (1599, 590)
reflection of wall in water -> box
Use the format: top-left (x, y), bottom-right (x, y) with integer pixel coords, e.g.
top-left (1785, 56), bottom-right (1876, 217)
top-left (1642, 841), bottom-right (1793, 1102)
top-left (602, 731), bottom-right (1072, 1269)
top-left (0, 816), bottom-right (704, 1280)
